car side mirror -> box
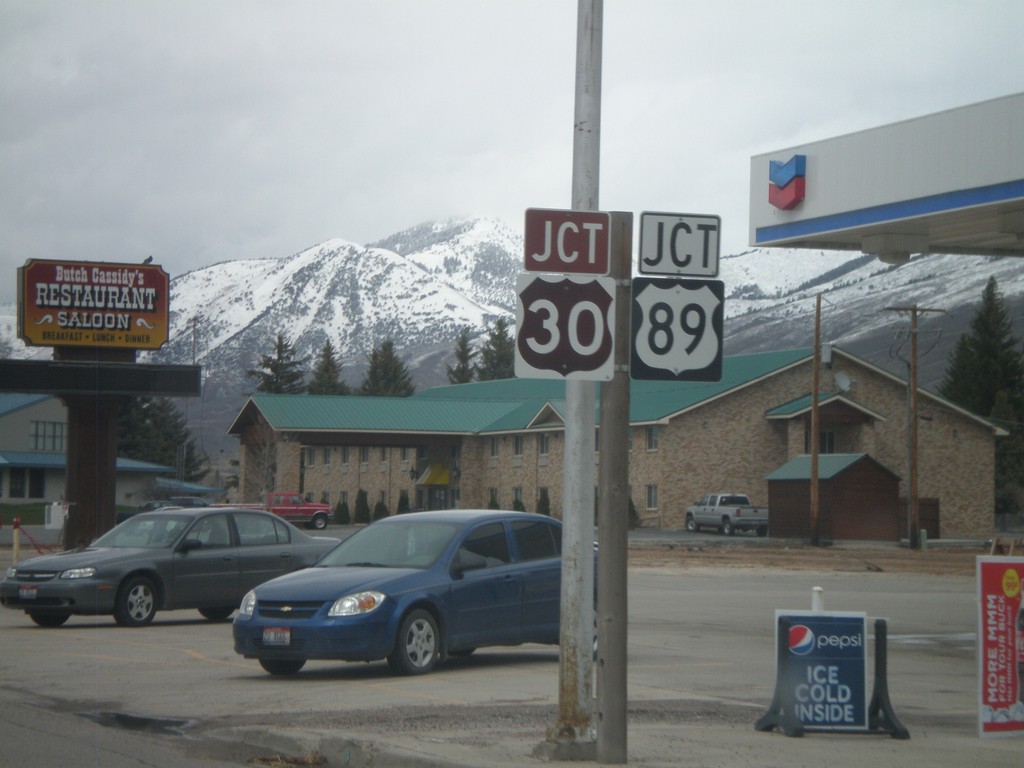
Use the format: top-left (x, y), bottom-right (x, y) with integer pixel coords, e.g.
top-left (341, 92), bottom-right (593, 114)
top-left (452, 548), bottom-right (488, 575)
top-left (177, 538), bottom-right (203, 554)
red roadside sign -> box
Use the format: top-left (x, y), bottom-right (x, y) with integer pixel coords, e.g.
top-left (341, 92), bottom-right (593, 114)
top-left (524, 208), bottom-right (611, 274)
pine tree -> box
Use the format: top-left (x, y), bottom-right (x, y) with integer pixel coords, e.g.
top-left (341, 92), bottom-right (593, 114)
top-left (354, 489), bottom-right (370, 524)
top-left (939, 277), bottom-right (1024, 516)
top-left (308, 340), bottom-right (351, 395)
top-left (246, 333), bottom-right (308, 394)
top-left (477, 317), bottom-right (515, 381)
top-left (117, 397), bottom-right (208, 482)
top-left (446, 327), bottom-right (477, 384)
top-left (359, 339), bottom-right (415, 396)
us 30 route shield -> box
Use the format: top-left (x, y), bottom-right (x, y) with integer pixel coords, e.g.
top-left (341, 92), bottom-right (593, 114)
top-left (515, 273), bottom-right (615, 381)
top-left (630, 278), bottom-right (723, 381)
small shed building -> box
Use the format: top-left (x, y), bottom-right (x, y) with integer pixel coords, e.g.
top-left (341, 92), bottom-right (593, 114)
top-left (766, 453), bottom-right (901, 541)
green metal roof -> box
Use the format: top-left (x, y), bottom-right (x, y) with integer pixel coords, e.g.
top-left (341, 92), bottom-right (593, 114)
top-left (243, 394), bottom-right (529, 434)
top-left (765, 453), bottom-right (900, 481)
top-left (234, 347), bottom-right (815, 437)
top-left (0, 451), bottom-right (173, 474)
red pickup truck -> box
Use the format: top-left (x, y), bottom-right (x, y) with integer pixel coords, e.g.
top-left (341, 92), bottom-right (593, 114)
top-left (263, 492), bottom-right (332, 530)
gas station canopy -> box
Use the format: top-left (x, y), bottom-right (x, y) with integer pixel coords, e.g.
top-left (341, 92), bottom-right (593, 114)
top-left (749, 92), bottom-right (1024, 262)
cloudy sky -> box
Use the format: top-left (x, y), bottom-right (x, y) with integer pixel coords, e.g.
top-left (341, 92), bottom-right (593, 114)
top-left (1, 0), bottom-right (1022, 304)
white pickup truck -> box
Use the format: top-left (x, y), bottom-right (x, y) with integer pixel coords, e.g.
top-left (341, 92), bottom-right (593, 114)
top-left (685, 493), bottom-right (768, 537)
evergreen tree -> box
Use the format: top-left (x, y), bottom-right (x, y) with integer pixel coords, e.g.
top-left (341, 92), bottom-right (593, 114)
top-left (359, 339), bottom-right (415, 396)
top-left (308, 340), bottom-right (351, 395)
top-left (939, 277), bottom-right (1024, 417)
top-left (939, 277), bottom-right (1024, 516)
top-left (446, 327), bottom-right (477, 384)
top-left (537, 488), bottom-right (551, 517)
top-left (354, 489), bottom-right (370, 524)
top-left (477, 317), bottom-right (515, 381)
top-left (117, 397), bottom-right (208, 482)
top-left (246, 333), bottom-right (307, 394)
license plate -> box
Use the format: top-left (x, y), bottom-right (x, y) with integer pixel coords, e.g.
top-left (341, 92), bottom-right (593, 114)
top-left (263, 627), bottom-right (291, 646)
top-left (19, 585), bottom-right (38, 600)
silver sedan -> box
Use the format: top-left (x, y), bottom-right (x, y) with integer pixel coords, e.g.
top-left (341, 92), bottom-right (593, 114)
top-left (0, 508), bottom-right (339, 627)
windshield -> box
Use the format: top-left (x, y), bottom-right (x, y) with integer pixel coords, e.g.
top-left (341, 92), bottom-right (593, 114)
top-left (319, 521), bottom-right (460, 569)
top-left (93, 515), bottom-right (192, 549)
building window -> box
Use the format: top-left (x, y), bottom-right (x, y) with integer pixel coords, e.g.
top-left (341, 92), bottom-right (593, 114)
top-left (401, 446), bottom-right (410, 461)
top-left (360, 446), bottom-right (369, 462)
top-left (305, 447), bottom-right (316, 466)
top-left (322, 447), bottom-right (331, 465)
top-left (513, 486), bottom-right (523, 504)
top-left (378, 490), bottom-right (387, 506)
top-left (646, 426), bottom-right (660, 451)
top-left (537, 433), bottom-right (549, 455)
top-left (513, 435), bottom-right (524, 456)
top-left (31, 421), bottom-right (65, 452)
top-left (320, 491), bottom-right (330, 505)
top-left (379, 446), bottom-right (387, 462)
top-left (488, 488), bottom-right (499, 508)
top-left (645, 484), bottom-right (658, 511)
top-left (341, 446), bottom-right (350, 464)
top-left (490, 437), bottom-right (499, 458)
top-left (804, 430), bottom-right (837, 453)
top-left (340, 491), bottom-right (348, 506)
top-left (9, 468), bottom-right (26, 498)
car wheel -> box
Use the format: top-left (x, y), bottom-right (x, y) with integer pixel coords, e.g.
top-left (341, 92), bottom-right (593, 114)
top-left (387, 609), bottom-right (440, 675)
top-left (757, 525), bottom-right (768, 538)
top-left (721, 518), bottom-right (734, 536)
top-left (685, 514), bottom-right (697, 533)
top-left (198, 607), bottom-right (234, 621)
top-left (259, 658), bottom-right (306, 675)
top-left (29, 612), bottom-right (70, 628)
top-left (311, 513), bottom-right (329, 530)
top-left (114, 576), bottom-right (157, 627)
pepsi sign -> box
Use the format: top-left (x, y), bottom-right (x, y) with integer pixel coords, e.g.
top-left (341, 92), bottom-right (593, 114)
top-left (776, 611), bottom-right (869, 731)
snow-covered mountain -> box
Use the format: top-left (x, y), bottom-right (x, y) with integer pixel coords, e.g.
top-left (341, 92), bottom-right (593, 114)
top-left (3, 216), bottom-right (1024, 455)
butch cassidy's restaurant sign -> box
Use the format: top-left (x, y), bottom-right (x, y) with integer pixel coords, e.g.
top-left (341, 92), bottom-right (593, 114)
top-left (18, 259), bottom-right (170, 350)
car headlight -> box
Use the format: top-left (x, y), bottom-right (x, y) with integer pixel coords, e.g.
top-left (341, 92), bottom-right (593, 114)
top-left (238, 590), bottom-right (257, 618)
top-left (60, 567), bottom-right (96, 580)
top-left (328, 590), bottom-right (386, 617)
top-left (6, 566), bottom-right (18, 578)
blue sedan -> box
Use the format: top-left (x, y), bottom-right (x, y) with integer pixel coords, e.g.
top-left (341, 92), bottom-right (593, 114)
top-left (233, 509), bottom-right (564, 676)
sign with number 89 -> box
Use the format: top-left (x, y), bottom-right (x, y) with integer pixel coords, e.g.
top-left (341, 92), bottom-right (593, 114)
top-left (630, 278), bottom-right (723, 381)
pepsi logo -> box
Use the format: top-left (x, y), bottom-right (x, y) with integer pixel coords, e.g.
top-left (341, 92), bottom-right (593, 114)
top-left (788, 624), bottom-right (815, 655)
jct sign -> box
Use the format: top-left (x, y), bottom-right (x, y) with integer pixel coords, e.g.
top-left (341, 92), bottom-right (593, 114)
top-left (524, 208), bottom-right (611, 275)
top-left (515, 274), bottom-right (615, 381)
top-left (18, 259), bottom-right (170, 350)
top-left (638, 211), bottom-right (720, 277)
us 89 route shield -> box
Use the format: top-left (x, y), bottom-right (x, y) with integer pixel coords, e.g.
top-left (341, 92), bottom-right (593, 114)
top-left (515, 274), bottom-right (615, 381)
top-left (630, 277), bottom-right (724, 381)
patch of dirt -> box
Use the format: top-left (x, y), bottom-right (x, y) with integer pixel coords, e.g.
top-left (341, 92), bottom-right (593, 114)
top-left (627, 540), bottom-right (985, 576)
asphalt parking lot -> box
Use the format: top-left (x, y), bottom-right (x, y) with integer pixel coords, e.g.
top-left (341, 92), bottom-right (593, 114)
top-left (1, 526), bottom-right (1021, 767)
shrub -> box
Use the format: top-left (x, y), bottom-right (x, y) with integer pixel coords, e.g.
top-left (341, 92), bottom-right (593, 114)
top-left (334, 500), bottom-right (350, 525)
top-left (354, 490), bottom-right (370, 524)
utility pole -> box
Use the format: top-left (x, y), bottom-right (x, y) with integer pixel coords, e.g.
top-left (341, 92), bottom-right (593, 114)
top-left (885, 304), bottom-right (944, 548)
top-left (810, 294), bottom-right (821, 546)
top-left (545, 1), bottom-right (601, 759)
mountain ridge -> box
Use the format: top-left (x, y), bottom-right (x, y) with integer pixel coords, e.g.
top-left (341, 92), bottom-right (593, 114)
top-left (3, 217), bottom-right (1024, 457)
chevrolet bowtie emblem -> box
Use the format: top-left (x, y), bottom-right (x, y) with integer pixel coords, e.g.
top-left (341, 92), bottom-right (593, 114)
top-left (281, 606), bottom-right (293, 612)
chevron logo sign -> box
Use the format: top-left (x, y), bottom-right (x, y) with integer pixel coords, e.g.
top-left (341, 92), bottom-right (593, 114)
top-left (768, 154), bottom-right (806, 210)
